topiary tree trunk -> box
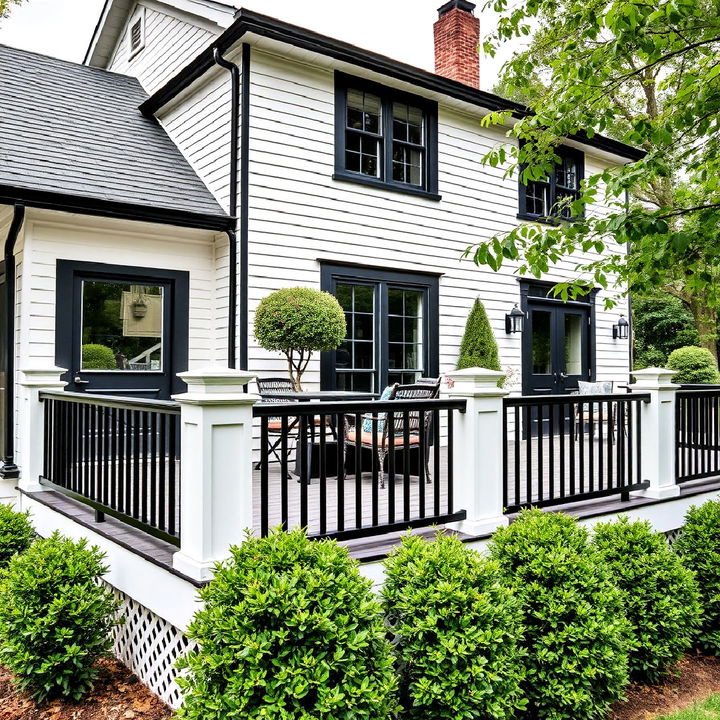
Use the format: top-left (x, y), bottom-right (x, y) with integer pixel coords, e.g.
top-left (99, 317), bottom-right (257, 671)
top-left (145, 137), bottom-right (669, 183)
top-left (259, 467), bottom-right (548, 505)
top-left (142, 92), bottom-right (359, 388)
top-left (457, 298), bottom-right (503, 383)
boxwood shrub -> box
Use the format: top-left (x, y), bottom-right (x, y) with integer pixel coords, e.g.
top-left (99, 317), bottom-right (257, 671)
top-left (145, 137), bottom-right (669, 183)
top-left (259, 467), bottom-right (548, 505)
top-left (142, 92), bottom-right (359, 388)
top-left (177, 528), bottom-right (397, 720)
top-left (592, 517), bottom-right (701, 682)
top-left (0, 502), bottom-right (34, 568)
top-left (489, 510), bottom-right (630, 720)
top-left (666, 346), bottom-right (720, 384)
top-left (674, 500), bottom-right (720, 653)
top-left (382, 532), bottom-right (525, 720)
top-left (0, 532), bottom-right (119, 701)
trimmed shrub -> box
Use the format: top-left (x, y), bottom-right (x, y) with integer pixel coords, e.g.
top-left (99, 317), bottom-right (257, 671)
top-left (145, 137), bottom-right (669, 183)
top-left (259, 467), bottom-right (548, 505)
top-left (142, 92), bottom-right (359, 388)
top-left (592, 517), bottom-right (701, 682)
top-left (457, 298), bottom-right (502, 379)
top-left (674, 500), bottom-right (720, 653)
top-left (254, 288), bottom-right (346, 390)
top-left (382, 532), bottom-right (525, 720)
top-left (666, 346), bottom-right (720, 384)
top-left (81, 343), bottom-right (116, 370)
top-left (177, 528), bottom-right (397, 720)
top-left (0, 532), bottom-right (119, 701)
top-left (489, 509), bottom-right (630, 720)
top-left (0, 502), bottom-right (34, 568)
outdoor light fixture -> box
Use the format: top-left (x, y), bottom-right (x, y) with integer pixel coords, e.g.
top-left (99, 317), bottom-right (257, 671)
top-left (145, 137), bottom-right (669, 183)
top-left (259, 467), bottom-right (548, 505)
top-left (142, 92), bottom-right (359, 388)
top-left (505, 304), bottom-right (525, 334)
top-left (613, 314), bottom-right (629, 340)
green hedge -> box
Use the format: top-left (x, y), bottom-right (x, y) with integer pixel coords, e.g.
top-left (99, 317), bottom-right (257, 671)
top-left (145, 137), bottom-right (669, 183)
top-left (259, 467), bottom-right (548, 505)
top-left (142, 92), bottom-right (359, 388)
top-left (489, 510), bottom-right (630, 720)
top-left (383, 532), bottom-right (525, 720)
top-left (666, 346), bottom-right (720, 384)
top-left (0, 503), bottom-right (34, 569)
top-left (178, 528), bottom-right (397, 720)
top-left (674, 500), bottom-right (720, 653)
top-left (81, 343), bottom-right (116, 370)
top-left (592, 517), bottom-right (701, 682)
top-left (0, 533), bottom-right (119, 701)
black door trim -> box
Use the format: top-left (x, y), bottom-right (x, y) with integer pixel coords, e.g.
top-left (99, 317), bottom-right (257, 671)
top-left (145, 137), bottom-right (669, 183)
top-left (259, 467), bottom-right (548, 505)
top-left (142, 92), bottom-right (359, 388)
top-left (55, 260), bottom-right (190, 398)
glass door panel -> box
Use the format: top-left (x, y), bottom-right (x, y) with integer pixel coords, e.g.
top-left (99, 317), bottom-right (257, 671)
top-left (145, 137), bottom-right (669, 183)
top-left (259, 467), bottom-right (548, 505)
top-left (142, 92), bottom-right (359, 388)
top-left (335, 282), bottom-right (377, 392)
top-left (387, 288), bottom-right (424, 386)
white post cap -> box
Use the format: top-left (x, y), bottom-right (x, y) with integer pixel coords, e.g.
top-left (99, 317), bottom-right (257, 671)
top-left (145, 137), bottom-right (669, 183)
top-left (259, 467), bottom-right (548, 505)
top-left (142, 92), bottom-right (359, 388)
top-left (174, 366), bottom-right (258, 404)
top-left (445, 367), bottom-right (509, 396)
top-left (631, 367), bottom-right (678, 388)
top-left (18, 366), bottom-right (68, 387)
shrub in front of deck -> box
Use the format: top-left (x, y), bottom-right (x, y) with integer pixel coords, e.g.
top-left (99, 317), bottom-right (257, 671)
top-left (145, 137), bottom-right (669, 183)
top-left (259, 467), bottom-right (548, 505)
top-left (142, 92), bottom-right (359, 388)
top-left (666, 346), bottom-right (720, 384)
top-left (674, 500), bottom-right (720, 653)
top-left (489, 509), bottom-right (630, 720)
top-left (254, 287), bottom-right (346, 391)
top-left (457, 298), bottom-right (503, 384)
top-left (382, 532), bottom-right (525, 720)
top-left (0, 532), bottom-right (119, 701)
top-left (81, 343), bottom-right (116, 370)
top-left (177, 527), bottom-right (397, 720)
top-left (592, 517), bottom-right (701, 682)
top-left (0, 503), bottom-right (34, 568)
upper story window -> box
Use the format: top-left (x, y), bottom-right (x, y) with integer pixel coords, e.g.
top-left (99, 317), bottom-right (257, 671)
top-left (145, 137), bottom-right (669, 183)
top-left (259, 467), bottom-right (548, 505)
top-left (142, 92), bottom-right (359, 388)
top-left (127, 7), bottom-right (146, 59)
top-left (519, 146), bottom-right (584, 222)
top-left (334, 73), bottom-right (440, 200)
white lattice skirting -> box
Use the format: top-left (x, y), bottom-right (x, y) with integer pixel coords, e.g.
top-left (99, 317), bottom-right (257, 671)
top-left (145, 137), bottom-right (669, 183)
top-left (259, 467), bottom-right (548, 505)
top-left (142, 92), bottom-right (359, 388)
top-left (107, 584), bottom-right (196, 709)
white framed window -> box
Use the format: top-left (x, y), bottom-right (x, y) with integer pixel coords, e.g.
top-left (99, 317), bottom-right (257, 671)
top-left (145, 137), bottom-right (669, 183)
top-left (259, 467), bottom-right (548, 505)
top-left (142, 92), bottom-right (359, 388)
top-left (127, 6), bottom-right (146, 59)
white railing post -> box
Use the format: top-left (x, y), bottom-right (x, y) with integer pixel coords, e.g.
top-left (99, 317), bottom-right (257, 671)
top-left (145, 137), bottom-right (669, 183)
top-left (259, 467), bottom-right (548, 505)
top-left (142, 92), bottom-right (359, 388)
top-left (445, 367), bottom-right (510, 535)
top-left (630, 367), bottom-right (680, 499)
top-left (172, 367), bottom-right (258, 582)
top-left (17, 366), bottom-right (67, 493)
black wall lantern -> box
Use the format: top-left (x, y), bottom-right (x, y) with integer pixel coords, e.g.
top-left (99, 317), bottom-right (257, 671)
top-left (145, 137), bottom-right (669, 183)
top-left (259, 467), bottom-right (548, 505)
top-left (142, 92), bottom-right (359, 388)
top-left (613, 314), bottom-right (629, 340)
top-left (505, 304), bottom-right (525, 334)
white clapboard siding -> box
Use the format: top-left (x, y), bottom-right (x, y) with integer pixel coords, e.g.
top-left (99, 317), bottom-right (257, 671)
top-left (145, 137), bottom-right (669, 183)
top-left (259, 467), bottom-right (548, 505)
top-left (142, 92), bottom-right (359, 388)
top-left (108, 4), bottom-right (219, 94)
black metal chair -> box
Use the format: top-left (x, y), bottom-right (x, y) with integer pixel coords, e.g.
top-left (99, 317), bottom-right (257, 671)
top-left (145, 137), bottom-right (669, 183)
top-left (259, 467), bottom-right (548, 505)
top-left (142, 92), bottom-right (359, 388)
top-left (255, 377), bottom-right (298, 470)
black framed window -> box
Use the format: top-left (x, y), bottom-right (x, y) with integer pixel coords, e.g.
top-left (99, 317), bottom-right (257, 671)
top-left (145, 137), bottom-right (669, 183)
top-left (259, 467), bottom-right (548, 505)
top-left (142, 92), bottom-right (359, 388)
top-left (321, 263), bottom-right (439, 392)
top-left (519, 146), bottom-right (584, 222)
top-left (334, 73), bottom-right (439, 200)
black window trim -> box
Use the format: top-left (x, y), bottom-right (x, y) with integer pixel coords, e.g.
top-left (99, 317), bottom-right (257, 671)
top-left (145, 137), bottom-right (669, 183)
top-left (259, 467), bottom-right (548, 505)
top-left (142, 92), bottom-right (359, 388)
top-left (517, 144), bottom-right (585, 224)
top-left (334, 72), bottom-right (440, 201)
top-left (320, 262), bottom-right (440, 391)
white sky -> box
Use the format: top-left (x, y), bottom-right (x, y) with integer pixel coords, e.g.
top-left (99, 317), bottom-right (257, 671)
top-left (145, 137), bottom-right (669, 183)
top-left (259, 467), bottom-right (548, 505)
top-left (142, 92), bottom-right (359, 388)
top-left (0, 0), bottom-right (516, 90)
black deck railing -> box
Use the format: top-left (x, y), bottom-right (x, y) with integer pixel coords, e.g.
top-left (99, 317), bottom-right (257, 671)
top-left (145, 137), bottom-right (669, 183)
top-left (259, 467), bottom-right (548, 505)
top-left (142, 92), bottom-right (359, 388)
top-left (503, 392), bottom-right (651, 513)
top-left (40, 391), bottom-right (181, 545)
top-left (676, 389), bottom-right (720, 483)
top-left (253, 397), bottom-right (467, 541)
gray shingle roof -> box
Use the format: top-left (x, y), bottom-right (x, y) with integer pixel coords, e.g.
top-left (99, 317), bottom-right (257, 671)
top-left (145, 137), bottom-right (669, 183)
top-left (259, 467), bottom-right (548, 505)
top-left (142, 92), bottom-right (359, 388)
top-left (0, 44), bottom-right (226, 222)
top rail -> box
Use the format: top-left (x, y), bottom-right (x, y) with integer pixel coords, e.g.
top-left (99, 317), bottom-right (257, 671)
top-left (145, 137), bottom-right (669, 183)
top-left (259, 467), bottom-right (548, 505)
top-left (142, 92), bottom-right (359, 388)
top-left (504, 392), bottom-right (651, 407)
top-left (253, 397), bottom-right (467, 417)
top-left (677, 388), bottom-right (720, 398)
top-left (39, 390), bottom-right (180, 414)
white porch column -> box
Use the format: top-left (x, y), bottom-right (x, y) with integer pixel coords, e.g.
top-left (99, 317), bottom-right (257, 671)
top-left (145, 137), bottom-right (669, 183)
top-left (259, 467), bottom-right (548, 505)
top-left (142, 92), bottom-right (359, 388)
top-left (630, 367), bottom-right (680, 499)
top-left (172, 367), bottom-right (258, 582)
top-left (444, 367), bottom-right (509, 536)
top-left (17, 366), bottom-right (67, 493)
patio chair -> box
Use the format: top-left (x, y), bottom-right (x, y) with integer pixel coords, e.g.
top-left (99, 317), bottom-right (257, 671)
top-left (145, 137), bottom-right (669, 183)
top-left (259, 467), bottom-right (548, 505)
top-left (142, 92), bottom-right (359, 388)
top-left (255, 377), bottom-right (298, 471)
top-left (344, 381), bottom-right (439, 488)
top-left (574, 380), bottom-right (616, 443)
top-left (416, 376), bottom-right (441, 387)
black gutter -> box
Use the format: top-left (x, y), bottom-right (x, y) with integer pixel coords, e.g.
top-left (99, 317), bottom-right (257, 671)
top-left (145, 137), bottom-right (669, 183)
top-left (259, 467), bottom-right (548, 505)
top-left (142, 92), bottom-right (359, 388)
top-left (139, 9), bottom-right (646, 163)
top-left (0, 186), bottom-right (231, 233)
top-left (0, 204), bottom-right (25, 479)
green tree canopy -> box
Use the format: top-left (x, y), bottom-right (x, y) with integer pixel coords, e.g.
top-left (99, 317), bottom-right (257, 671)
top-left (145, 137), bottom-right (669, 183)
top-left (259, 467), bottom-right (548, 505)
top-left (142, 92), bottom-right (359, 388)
top-left (471, 0), bottom-right (720, 356)
top-left (0, 0), bottom-right (23, 21)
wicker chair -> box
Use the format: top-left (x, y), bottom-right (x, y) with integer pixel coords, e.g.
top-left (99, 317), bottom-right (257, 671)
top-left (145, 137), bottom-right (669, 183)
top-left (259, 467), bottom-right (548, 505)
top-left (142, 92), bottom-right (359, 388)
top-left (345, 382), bottom-right (439, 488)
top-left (573, 380), bottom-right (617, 444)
top-left (255, 377), bottom-right (298, 470)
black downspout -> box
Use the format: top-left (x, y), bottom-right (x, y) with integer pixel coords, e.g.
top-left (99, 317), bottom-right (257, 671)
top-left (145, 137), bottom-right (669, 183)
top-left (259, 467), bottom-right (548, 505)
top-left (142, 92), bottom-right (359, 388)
top-left (0, 204), bottom-right (25, 479)
top-left (213, 43), bottom-right (250, 371)
top-left (625, 189), bottom-right (633, 375)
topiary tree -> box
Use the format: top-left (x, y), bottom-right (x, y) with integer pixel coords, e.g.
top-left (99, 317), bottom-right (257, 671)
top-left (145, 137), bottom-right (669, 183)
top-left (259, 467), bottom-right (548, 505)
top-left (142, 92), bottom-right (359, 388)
top-left (177, 528), bottom-right (397, 720)
top-left (489, 509), bottom-right (630, 720)
top-left (382, 532), bottom-right (526, 720)
top-left (0, 503), bottom-right (34, 569)
top-left (666, 346), bottom-right (720, 384)
top-left (81, 343), bottom-right (116, 370)
top-left (457, 298), bottom-right (502, 377)
top-left (674, 500), bottom-right (720, 653)
top-left (592, 517), bottom-right (701, 683)
top-left (254, 288), bottom-right (346, 390)
top-left (0, 532), bottom-right (119, 701)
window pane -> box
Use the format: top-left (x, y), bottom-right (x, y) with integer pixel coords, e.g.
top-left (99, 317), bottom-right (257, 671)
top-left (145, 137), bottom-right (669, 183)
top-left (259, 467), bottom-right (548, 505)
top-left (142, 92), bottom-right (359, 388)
top-left (404, 291), bottom-right (421, 317)
top-left (333, 284), bottom-right (376, 389)
top-left (388, 288), bottom-right (404, 315)
top-left (346, 131), bottom-right (380, 178)
top-left (347, 89), bottom-right (380, 134)
top-left (388, 343), bottom-right (404, 369)
top-left (81, 281), bottom-right (163, 371)
top-left (336, 284), bottom-right (353, 311)
top-left (354, 341), bottom-right (374, 369)
top-left (526, 181), bottom-right (548, 216)
top-left (564, 314), bottom-right (583, 375)
top-left (392, 102), bottom-right (423, 145)
top-left (556, 156), bottom-right (578, 189)
top-left (354, 313), bottom-right (373, 340)
top-left (392, 144), bottom-right (423, 186)
top-left (388, 316), bottom-right (404, 342)
top-left (531, 310), bottom-right (552, 375)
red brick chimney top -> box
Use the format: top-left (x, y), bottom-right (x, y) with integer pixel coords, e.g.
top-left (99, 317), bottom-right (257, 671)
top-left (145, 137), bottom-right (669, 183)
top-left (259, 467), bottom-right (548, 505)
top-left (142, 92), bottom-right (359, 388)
top-left (434, 0), bottom-right (480, 89)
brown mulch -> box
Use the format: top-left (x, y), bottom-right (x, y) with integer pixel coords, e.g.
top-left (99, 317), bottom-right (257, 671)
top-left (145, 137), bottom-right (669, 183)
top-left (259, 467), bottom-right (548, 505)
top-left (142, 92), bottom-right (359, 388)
top-left (0, 658), bottom-right (173, 720)
top-left (611, 653), bottom-right (720, 720)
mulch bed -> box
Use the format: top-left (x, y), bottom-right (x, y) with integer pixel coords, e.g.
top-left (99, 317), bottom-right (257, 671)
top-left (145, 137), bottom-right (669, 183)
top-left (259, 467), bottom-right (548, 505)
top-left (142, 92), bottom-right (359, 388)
top-left (0, 657), bottom-right (173, 720)
top-left (612, 653), bottom-right (720, 720)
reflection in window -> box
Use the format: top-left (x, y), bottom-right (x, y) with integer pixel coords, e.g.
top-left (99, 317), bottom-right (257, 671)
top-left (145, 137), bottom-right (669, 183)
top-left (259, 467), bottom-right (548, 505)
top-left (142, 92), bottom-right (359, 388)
top-left (335, 283), bottom-right (376, 392)
top-left (531, 310), bottom-right (552, 374)
top-left (81, 281), bottom-right (163, 371)
top-left (564, 314), bottom-right (583, 375)
top-left (387, 288), bottom-right (424, 386)
top-left (345, 90), bottom-right (381, 178)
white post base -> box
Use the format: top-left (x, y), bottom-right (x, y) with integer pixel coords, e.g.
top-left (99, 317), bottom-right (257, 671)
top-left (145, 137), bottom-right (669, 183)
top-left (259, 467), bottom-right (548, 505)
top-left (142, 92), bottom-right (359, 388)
top-left (448, 515), bottom-right (509, 537)
top-left (172, 552), bottom-right (218, 583)
top-left (632, 485), bottom-right (681, 500)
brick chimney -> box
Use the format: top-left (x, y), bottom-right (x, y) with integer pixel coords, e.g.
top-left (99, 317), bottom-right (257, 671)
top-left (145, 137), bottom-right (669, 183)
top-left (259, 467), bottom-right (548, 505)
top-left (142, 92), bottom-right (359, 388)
top-left (433, 0), bottom-right (480, 89)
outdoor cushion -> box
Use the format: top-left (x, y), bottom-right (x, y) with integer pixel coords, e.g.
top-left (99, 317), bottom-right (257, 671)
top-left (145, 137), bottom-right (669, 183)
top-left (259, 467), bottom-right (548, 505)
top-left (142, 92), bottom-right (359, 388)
top-left (362, 385), bottom-right (394, 432)
top-left (346, 429), bottom-right (420, 446)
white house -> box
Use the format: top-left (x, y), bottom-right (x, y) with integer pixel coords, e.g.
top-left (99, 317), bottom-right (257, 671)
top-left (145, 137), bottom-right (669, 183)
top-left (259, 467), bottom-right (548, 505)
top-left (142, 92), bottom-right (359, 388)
top-left (5, 0), bottom-right (712, 710)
